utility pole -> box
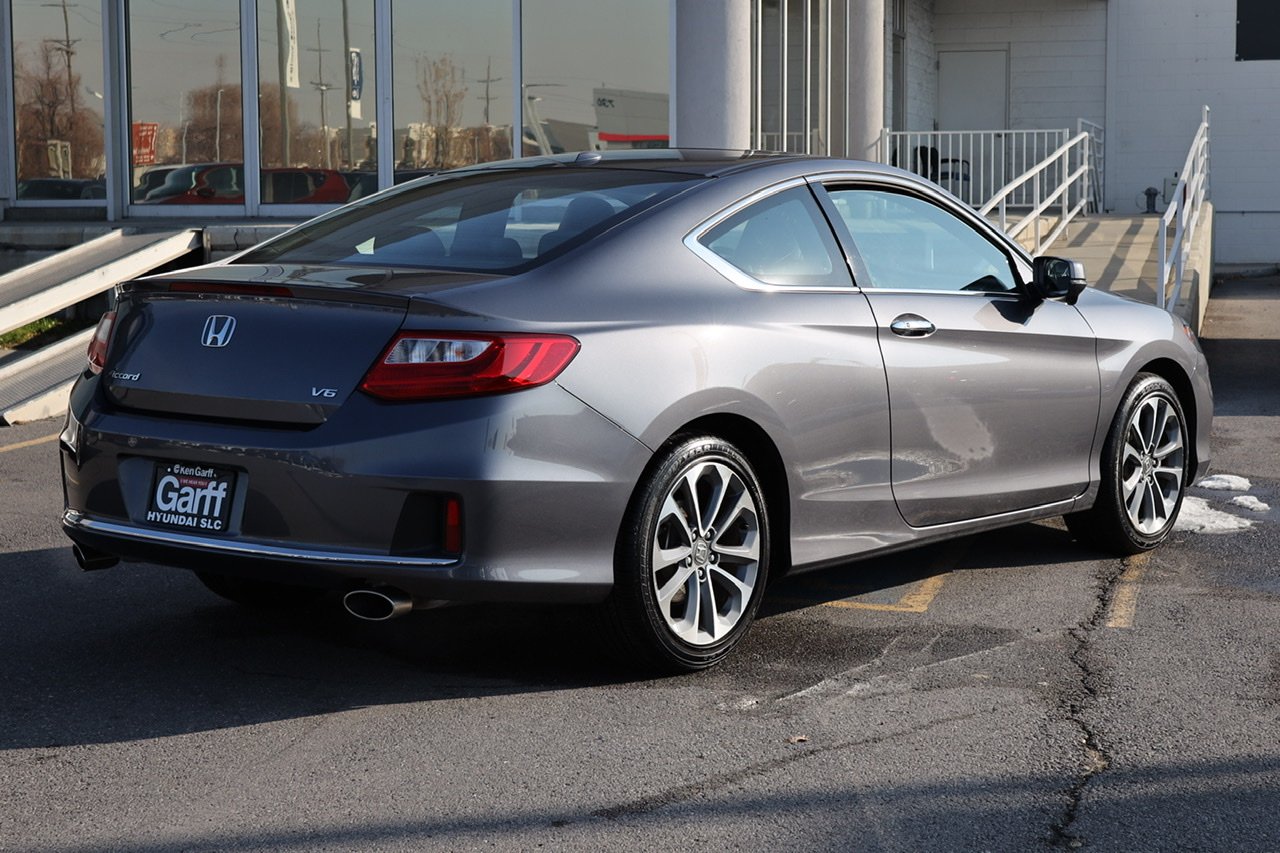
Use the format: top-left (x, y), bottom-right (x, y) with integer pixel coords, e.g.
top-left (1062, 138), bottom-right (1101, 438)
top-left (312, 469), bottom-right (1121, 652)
top-left (41, 0), bottom-right (79, 150)
top-left (478, 57), bottom-right (503, 126)
top-left (341, 0), bottom-right (353, 168)
top-left (307, 19), bottom-right (336, 168)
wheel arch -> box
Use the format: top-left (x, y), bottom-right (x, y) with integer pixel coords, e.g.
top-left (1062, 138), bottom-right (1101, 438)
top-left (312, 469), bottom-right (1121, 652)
top-left (632, 413), bottom-right (793, 578)
top-left (1136, 357), bottom-right (1199, 476)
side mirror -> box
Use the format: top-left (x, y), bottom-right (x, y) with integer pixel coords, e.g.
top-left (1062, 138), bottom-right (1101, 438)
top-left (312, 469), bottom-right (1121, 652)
top-left (1031, 256), bottom-right (1087, 304)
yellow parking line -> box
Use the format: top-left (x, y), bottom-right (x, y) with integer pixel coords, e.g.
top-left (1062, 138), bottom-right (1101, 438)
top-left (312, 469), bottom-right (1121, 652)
top-left (822, 572), bottom-right (949, 613)
top-left (1105, 552), bottom-right (1150, 629)
top-left (0, 432), bottom-right (60, 455)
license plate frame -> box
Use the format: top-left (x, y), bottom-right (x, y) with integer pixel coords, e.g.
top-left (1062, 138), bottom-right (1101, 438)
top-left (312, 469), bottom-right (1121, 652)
top-left (144, 460), bottom-right (236, 535)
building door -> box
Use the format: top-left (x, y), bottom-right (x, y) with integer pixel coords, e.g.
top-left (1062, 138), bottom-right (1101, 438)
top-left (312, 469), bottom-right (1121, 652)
top-left (937, 49), bottom-right (1008, 130)
top-left (938, 49), bottom-right (1008, 201)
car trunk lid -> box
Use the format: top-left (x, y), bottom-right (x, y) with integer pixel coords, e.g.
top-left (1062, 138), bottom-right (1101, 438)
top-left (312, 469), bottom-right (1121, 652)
top-left (102, 274), bottom-right (431, 425)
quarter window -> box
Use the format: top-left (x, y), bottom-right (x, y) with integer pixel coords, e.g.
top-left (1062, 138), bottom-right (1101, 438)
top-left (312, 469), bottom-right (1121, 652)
top-left (698, 186), bottom-right (849, 288)
top-left (826, 189), bottom-right (1017, 293)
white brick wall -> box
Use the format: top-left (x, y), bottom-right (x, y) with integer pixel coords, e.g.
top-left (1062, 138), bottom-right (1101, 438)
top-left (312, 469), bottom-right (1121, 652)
top-left (1108, 0), bottom-right (1277, 263)
top-left (885, 0), bottom-right (937, 133)
top-left (933, 0), bottom-right (1108, 133)
top-left (907, 0), bottom-right (937, 131)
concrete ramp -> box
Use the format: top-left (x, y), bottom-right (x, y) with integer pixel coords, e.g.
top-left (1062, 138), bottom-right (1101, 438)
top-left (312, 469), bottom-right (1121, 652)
top-left (1056, 207), bottom-right (1215, 331)
top-left (0, 228), bottom-right (202, 424)
top-left (0, 229), bottom-right (201, 336)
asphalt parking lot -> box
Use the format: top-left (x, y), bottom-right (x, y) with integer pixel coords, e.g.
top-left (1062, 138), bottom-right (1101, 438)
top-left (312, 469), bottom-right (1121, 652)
top-left (2, 278), bottom-right (1278, 852)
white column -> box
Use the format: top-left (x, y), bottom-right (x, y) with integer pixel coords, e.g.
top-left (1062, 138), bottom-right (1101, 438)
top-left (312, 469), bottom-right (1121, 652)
top-left (674, 0), bottom-right (751, 149)
top-left (848, 0), bottom-right (885, 160)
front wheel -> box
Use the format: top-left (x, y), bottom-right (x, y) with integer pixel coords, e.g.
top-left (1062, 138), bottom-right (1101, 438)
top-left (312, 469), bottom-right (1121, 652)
top-left (1066, 373), bottom-right (1188, 554)
top-left (604, 436), bottom-right (770, 672)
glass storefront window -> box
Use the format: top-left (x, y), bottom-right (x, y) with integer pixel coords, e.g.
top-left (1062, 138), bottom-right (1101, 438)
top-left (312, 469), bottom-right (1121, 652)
top-left (258, 0), bottom-right (375, 205)
top-left (390, 1), bottom-right (513, 183)
top-left (127, 1), bottom-right (243, 205)
top-left (756, 0), bottom-right (849, 155)
top-left (10, 0), bottom-right (107, 200)
top-left (521, 0), bottom-right (668, 156)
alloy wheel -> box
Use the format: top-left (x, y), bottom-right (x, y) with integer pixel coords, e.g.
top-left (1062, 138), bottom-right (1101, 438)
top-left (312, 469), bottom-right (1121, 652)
top-left (650, 458), bottom-right (761, 647)
top-left (1120, 391), bottom-right (1185, 536)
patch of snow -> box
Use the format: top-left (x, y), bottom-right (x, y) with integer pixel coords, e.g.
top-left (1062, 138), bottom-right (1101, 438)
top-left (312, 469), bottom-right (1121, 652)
top-left (1231, 495), bottom-right (1271, 513)
top-left (1174, 496), bottom-right (1253, 534)
top-left (1197, 474), bottom-right (1252, 491)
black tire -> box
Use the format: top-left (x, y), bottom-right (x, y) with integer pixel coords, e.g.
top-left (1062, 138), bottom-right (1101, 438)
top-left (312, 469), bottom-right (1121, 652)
top-left (604, 435), bottom-right (770, 672)
top-left (195, 571), bottom-right (324, 609)
top-left (1066, 373), bottom-right (1189, 555)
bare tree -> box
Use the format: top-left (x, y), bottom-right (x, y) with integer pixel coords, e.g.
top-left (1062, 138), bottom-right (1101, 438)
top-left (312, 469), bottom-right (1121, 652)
top-left (13, 41), bottom-right (102, 180)
top-left (416, 55), bottom-right (468, 168)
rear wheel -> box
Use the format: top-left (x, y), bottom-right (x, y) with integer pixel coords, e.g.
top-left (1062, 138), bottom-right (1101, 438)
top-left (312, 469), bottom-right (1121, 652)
top-left (1066, 373), bottom-right (1188, 554)
top-left (195, 571), bottom-right (324, 609)
top-left (604, 436), bottom-right (770, 672)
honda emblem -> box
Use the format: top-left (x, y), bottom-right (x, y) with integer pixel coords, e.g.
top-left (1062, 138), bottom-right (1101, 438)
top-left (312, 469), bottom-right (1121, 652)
top-left (201, 315), bottom-right (237, 348)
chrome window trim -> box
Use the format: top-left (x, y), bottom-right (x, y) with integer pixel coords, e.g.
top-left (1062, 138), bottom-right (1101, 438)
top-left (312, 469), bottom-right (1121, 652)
top-left (63, 511), bottom-right (460, 568)
top-left (683, 177), bottom-right (861, 294)
top-left (810, 169), bottom-right (1036, 293)
top-left (808, 169), bottom-right (1035, 266)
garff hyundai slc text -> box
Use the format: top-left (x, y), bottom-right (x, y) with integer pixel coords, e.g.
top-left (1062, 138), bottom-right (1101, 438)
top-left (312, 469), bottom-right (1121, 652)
top-left (60, 150), bottom-right (1211, 671)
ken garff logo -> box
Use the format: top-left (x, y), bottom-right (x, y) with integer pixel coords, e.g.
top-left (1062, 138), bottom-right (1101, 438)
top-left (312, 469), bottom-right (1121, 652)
top-left (201, 315), bottom-right (237, 348)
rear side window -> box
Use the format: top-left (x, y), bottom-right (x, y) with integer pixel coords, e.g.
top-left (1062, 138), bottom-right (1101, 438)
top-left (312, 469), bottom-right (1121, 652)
top-left (697, 186), bottom-right (849, 288)
top-left (243, 169), bottom-right (701, 273)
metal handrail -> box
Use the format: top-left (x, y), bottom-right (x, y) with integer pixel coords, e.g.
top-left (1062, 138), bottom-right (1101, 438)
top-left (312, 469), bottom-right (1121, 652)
top-left (978, 131), bottom-right (1093, 256)
top-left (879, 127), bottom-right (1072, 209)
top-left (1077, 118), bottom-right (1105, 212)
top-left (1157, 106), bottom-right (1211, 313)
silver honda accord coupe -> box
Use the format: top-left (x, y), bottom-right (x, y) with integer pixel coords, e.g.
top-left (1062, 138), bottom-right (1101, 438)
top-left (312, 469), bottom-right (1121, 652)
top-left (61, 149), bottom-right (1212, 671)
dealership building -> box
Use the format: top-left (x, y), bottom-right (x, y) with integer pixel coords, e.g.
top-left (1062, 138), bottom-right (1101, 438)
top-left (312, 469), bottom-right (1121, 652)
top-left (1, 0), bottom-right (1276, 263)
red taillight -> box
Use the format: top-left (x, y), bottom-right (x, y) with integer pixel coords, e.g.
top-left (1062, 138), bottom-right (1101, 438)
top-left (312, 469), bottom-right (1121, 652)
top-left (86, 310), bottom-right (116, 375)
top-left (443, 496), bottom-right (463, 555)
top-left (360, 332), bottom-right (580, 401)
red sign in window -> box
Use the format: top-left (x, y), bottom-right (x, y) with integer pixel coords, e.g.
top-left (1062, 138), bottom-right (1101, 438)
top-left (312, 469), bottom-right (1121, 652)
top-left (132, 122), bottom-right (160, 166)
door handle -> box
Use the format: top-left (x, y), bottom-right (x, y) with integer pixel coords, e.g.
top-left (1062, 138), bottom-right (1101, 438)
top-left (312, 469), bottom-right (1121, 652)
top-left (890, 314), bottom-right (936, 337)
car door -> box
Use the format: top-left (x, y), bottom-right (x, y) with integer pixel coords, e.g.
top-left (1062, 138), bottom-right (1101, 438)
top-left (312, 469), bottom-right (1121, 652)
top-left (814, 180), bottom-right (1100, 527)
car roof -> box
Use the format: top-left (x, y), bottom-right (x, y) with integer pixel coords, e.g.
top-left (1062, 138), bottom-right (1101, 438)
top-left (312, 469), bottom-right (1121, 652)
top-left (448, 149), bottom-right (830, 178)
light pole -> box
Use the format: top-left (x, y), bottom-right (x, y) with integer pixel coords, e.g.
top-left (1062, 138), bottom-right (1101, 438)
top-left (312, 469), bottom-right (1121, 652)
top-left (215, 88), bottom-right (225, 161)
top-left (42, 0), bottom-right (80, 173)
top-left (308, 20), bottom-right (335, 168)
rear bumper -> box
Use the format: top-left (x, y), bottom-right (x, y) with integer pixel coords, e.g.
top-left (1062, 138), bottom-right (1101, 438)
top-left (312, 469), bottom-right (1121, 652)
top-left (62, 511), bottom-right (608, 602)
top-left (61, 377), bottom-right (650, 602)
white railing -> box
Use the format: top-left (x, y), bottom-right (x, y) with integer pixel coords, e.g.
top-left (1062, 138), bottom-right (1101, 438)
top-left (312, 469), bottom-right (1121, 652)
top-left (978, 131), bottom-right (1094, 256)
top-left (1077, 118), bottom-right (1105, 213)
top-left (1157, 106), bottom-right (1211, 313)
top-left (879, 128), bottom-right (1075, 209)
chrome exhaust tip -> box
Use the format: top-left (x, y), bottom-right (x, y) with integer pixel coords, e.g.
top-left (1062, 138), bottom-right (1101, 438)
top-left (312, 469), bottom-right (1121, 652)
top-left (342, 587), bottom-right (414, 621)
top-left (72, 543), bottom-right (119, 571)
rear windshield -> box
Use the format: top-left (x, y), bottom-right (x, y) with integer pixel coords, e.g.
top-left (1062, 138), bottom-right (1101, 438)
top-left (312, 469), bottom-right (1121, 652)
top-left (241, 168), bottom-right (703, 273)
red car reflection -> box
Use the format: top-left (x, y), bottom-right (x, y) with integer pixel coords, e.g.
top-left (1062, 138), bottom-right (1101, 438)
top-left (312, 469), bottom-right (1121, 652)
top-left (138, 164), bottom-right (350, 205)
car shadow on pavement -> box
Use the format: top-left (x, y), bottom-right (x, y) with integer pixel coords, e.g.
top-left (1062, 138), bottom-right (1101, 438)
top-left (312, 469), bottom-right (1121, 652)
top-left (2, 520), bottom-right (1087, 749)
top-left (762, 518), bottom-right (1086, 617)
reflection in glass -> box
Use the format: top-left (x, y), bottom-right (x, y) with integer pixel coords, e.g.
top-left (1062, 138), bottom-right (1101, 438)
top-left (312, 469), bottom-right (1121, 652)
top-left (391, 1), bottom-right (513, 182)
top-left (10, 0), bottom-right (106, 199)
top-left (521, 0), bottom-right (668, 156)
top-left (127, 1), bottom-right (243, 204)
top-left (258, 0), bottom-right (375, 204)
top-left (756, 0), bottom-right (848, 154)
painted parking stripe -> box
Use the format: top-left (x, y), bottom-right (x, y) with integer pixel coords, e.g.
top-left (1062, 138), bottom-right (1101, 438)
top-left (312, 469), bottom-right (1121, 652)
top-left (821, 573), bottom-right (949, 613)
top-left (1104, 552), bottom-right (1150, 629)
top-left (0, 432), bottom-right (59, 455)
